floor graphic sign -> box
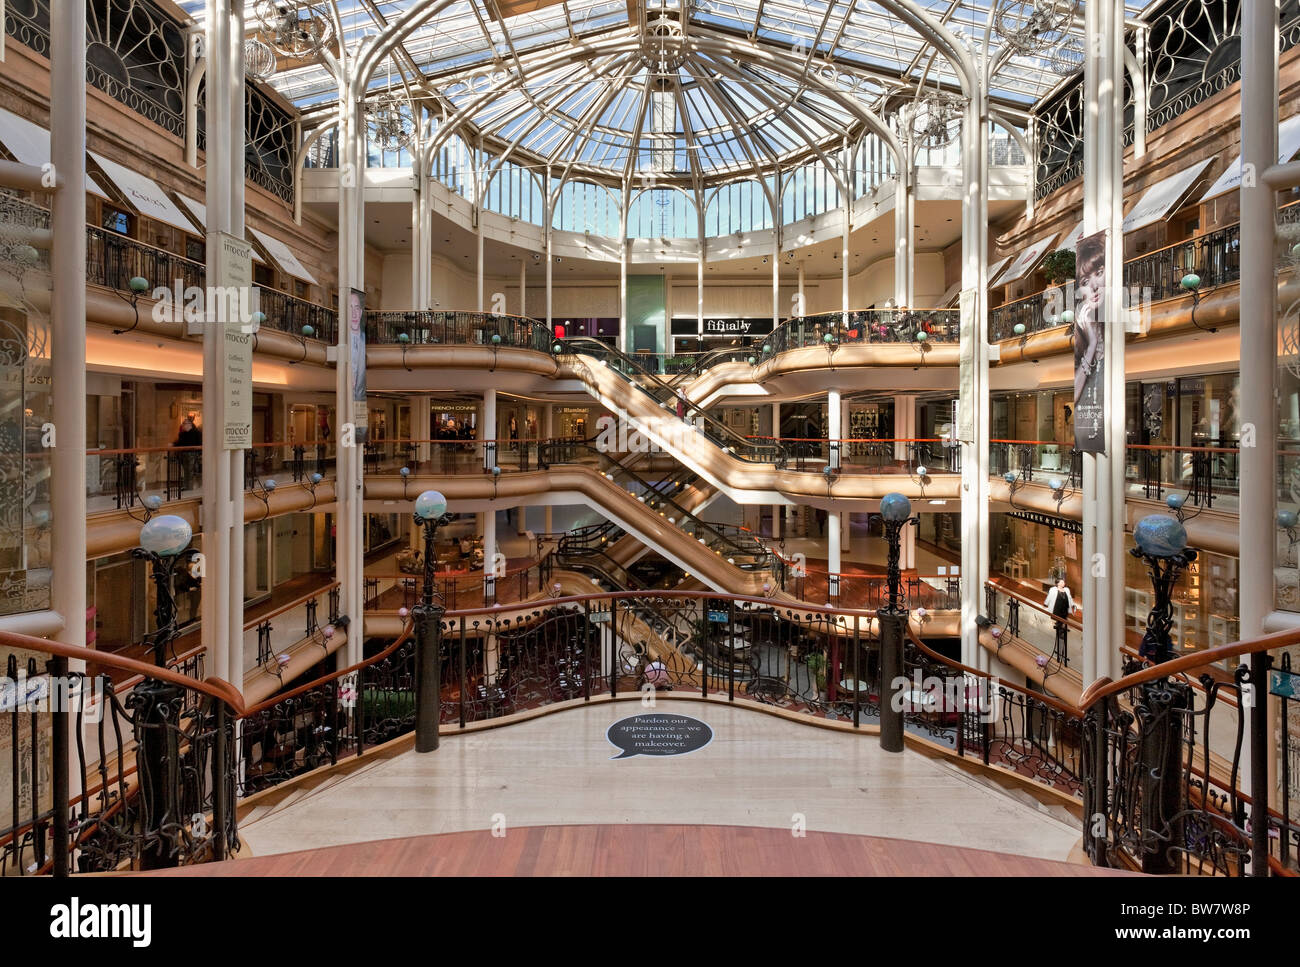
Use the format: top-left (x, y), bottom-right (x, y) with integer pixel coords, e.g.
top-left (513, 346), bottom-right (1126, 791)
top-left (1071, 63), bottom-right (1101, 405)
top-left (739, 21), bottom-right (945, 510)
top-left (607, 713), bottom-right (713, 759)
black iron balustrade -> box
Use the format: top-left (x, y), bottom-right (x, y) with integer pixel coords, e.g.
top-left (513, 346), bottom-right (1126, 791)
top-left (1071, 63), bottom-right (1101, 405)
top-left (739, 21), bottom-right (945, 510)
top-left (1, 647), bottom-right (238, 877)
top-left (1124, 222), bottom-right (1241, 303)
top-left (766, 308), bottom-right (960, 356)
top-left (255, 288), bottom-right (338, 343)
top-left (365, 310), bottom-right (550, 351)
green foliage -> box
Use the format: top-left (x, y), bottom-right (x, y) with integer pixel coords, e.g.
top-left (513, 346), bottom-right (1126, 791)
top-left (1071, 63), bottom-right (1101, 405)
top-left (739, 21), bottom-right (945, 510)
top-left (1040, 249), bottom-right (1076, 285)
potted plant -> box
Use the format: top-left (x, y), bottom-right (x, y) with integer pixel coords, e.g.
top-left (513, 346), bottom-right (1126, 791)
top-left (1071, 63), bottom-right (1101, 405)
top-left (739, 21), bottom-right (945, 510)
top-left (1040, 249), bottom-right (1076, 287)
top-left (804, 651), bottom-right (827, 698)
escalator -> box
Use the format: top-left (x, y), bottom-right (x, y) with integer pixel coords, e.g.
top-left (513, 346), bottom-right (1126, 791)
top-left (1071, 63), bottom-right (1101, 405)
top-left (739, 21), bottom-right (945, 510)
top-left (539, 440), bottom-right (772, 574)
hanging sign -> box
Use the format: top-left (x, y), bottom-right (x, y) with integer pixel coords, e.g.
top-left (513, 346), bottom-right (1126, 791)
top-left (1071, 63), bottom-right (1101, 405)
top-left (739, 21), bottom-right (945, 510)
top-left (1073, 230), bottom-right (1107, 454)
top-left (214, 231), bottom-right (254, 450)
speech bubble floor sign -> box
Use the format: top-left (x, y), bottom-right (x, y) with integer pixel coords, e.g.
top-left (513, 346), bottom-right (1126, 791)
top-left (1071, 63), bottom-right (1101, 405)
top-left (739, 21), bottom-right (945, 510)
top-left (606, 713), bottom-right (714, 759)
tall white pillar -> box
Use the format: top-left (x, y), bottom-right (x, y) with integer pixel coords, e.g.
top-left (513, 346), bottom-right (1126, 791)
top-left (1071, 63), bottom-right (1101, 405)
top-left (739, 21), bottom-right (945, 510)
top-left (50, 0), bottom-right (87, 660)
top-left (545, 168), bottom-right (554, 330)
top-left (543, 403), bottom-right (554, 535)
top-left (893, 395), bottom-right (915, 462)
top-left (697, 236), bottom-right (705, 332)
top-left (519, 259), bottom-right (526, 317)
top-left (619, 179), bottom-right (628, 351)
top-left (1081, 0), bottom-right (1126, 686)
top-left (335, 57), bottom-right (367, 665)
top-left (828, 389), bottom-right (842, 470)
top-left (482, 388), bottom-right (497, 469)
top-left (412, 396), bottom-right (430, 465)
top-left (476, 213), bottom-right (484, 313)
top-left (771, 401), bottom-right (782, 539)
top-left (895, 155), bottom-right (914, 306)
top-left (796, 263), bottom-right (805, 315)
top-left (200, 0), bottom-right (247, 686)
top-left (827, 509), bottom-right (841, 602)
top-left (957, 54), bottom-right (990, 671)
top-left (841, 141), bottom-right (850, 327)
top-left (483, 508), bottom-right (497, 604)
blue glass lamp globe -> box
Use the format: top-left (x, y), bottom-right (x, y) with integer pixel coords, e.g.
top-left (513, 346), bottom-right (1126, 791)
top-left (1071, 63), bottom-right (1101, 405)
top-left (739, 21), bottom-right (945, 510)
top-left (415, 490), bottom-right (446, 520)
top-left (1003, 471), bottom-right (1017, 484)
top-left (880, 492), bottom-right (912, 523)
top-left (143, 494), bottom-right (163, 511)
top-left (823, 332), bottom-right (834, 343)
top-left (397, 332), bottom-right (410, 343)
top-left (311, 472), bottom-right (323, 484)
top-left (915, 465), bottom-right (928, 477)
top-left (491, 333), bottom-right (501, 345)
top-left (1133, 514), bottom-right (1188, 557)
top-left (748, 356), bottom-right (756, 365)
top-left (140, 515), bottom-right (192, 557)
top-left (1278, 509), bottom-right (1298, 529)
top-left (1060, 310), bottom-right (1076, 324)
top-left (1048, 478), bottom-right (1064, 492)
top-left (399, 466), bottom-right (410, 477)
top-left (249, 311), bottom-right (266, 327)
top-left (492, 465), bottom-right (502, 477)
top-left (128, 276), bottom-right (149, 293)
top-left (1013, 323), bottom-right (1027, 335)
top-left (302, 325), bottom-right (314, 338)
top-left (263, 478), bottom-right (277, 492)
top-left (1180, 273), bottom-right (1201, 290)
top-left (1166, 493), bottom-right (1185, 510)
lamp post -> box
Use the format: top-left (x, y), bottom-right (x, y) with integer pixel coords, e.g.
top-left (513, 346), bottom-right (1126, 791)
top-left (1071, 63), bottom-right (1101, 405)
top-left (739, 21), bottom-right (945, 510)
top-left (1130, 513), bottom-right (1197, 664)
top-left (413, 490), bottom-right (449, 752)
top-left (131, 514), bottom-right (197, 869)
top-left (878, 492), bottom-right (916, 753)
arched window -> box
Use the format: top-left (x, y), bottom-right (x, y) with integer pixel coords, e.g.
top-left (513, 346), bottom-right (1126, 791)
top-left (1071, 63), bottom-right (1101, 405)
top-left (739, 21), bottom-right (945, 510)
top-left (552, 180), bottom-right (620, 236)
top-left (430, 127), bottom-right (473, 198)
top-left (704, 179), bottom-right (774, 237)
top-left (627, 187), bottom-right (697, 239)
top-left (484, 157), bottom-right (544, 225)
top-left (781, 163), bottom-right (840, 224)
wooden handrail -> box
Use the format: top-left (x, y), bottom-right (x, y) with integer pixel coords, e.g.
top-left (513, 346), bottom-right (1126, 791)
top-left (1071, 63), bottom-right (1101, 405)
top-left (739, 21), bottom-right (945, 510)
top-left (245, 581), bottom-right (341, 630)
top-left (905, 622), bottom-right (1083, 719)
top-left (987, 579), bottom-right (1083, 630)
top-left (87, 439), bottom-right (333, 456)
top-left (1079, 624), bottom-right (1300, 709)
top-left (1126, 442), bottom-right (1240, 454)
top-left (0, 629), bottom-right (245, 713)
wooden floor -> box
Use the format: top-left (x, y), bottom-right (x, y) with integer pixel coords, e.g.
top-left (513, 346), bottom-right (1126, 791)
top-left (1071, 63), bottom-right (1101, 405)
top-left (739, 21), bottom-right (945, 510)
top-left (140, 825), bottom-right (1133, 877)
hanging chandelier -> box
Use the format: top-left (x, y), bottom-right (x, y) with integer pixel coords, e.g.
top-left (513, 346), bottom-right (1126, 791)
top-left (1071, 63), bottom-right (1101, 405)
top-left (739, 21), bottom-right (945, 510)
top-left (366, 90), bottom-right (416, 152)
top-left (244, 37), bottom-right (277, 81)
top-left (993, 0), bottom-right (1079, 56)
top-left (1047, 35), bottom-right (1084, 75)
top-left (909, 92), bottom-right (963, 150)
top-left (254, 1), bottom-right (333, 60)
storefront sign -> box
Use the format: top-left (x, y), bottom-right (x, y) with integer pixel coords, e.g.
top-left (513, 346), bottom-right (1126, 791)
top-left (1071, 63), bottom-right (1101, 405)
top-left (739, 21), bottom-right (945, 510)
top-left (1073, 230), bottom-right (1107, 454)
top-left (701, 317), bottom-right (774, 336)
top-left (606, 713), bottom-right (713, 759)
top-left (670, 317), bottom-right (699, 335)
top-left (214, 231), bottom-right (253, 450)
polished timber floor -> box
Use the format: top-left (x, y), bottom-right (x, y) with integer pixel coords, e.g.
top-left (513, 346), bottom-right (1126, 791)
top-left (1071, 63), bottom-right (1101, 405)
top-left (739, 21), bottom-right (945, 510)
top-left (237, 701), bottom-right (1084, 867)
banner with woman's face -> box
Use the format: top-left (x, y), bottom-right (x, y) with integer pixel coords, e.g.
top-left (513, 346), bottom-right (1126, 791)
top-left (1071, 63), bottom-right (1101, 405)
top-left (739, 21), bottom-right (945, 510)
top-left (1073, 231), bottom-right (1107, 454)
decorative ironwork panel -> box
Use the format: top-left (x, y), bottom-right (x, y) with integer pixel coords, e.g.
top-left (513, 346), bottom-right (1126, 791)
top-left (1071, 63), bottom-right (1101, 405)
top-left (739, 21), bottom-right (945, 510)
top-left (1145, 0), bottom-right (1243, 132)
top-left (5, 1), bottom-right (187, 137)
top-left (198, 83), bottom-right (296, 205)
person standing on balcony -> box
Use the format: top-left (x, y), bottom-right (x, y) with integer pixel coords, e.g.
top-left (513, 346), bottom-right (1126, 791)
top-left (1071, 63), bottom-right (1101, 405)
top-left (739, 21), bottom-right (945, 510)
top-left (1044, 579), bottom-right (1077, 619)
top-left (173, 415), bottom-right (202, 492)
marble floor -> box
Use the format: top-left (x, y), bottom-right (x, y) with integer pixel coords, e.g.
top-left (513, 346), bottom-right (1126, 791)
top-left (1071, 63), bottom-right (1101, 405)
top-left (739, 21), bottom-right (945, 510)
top-left (239, 700), bottom-right (1083, 866)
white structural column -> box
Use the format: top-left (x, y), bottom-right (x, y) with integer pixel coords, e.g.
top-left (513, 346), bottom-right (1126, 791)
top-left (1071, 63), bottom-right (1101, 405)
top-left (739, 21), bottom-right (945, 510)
top-left (828, 387), bottom-right (842, 598)
top-left (619, 178), bottom-right (629, 351)
top-left (482, 388), bottom-right (497, 467)
top-left (894, 395), bottom-right (916, 462)
top-left (771, 401), bottom-right (782, 539)
top-left (543, 403), bottom-right (554, 535)
top-left (50, 0), bottom-right (87, 658)
top-left (1080, 0), bottom-right (1127, 686)
top-left (894, 149), bottom-right (914, 306)
top-left (411, 159), bottom-right (422, 308)
top-left (958, 45), bottom-right (990, 670)
top-left (1240, 0), bottom-right (1283, 814)
top-left (200, 0), bottom-right (247, 687)
top-left (1238, 0), bottom-right (1279, 645)
top-left (545, 168), bottom-right (553, 329)
top-left (412, 396), bottom-right (430, 465)
top-left (335, 52), bottom-right (366, 665)
top-left (697, 234), bottom-right (705, 331)
top-left (796, 263), bottom-right (805, 314)
top-left (519, 259), bottom-right (526, 317)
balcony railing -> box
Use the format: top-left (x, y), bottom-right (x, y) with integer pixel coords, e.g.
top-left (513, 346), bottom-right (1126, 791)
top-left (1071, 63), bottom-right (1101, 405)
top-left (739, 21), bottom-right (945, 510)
top-left (364, 310), bottom-right (551, 351)
top-left (84, 225), bottom-right (337, 341)
top-left (769, 308), bottom-right (960, 355)
top-left (86, 440), bottom-right (337, 511)
top-left (990, 201), bottom-right (1300, 343)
